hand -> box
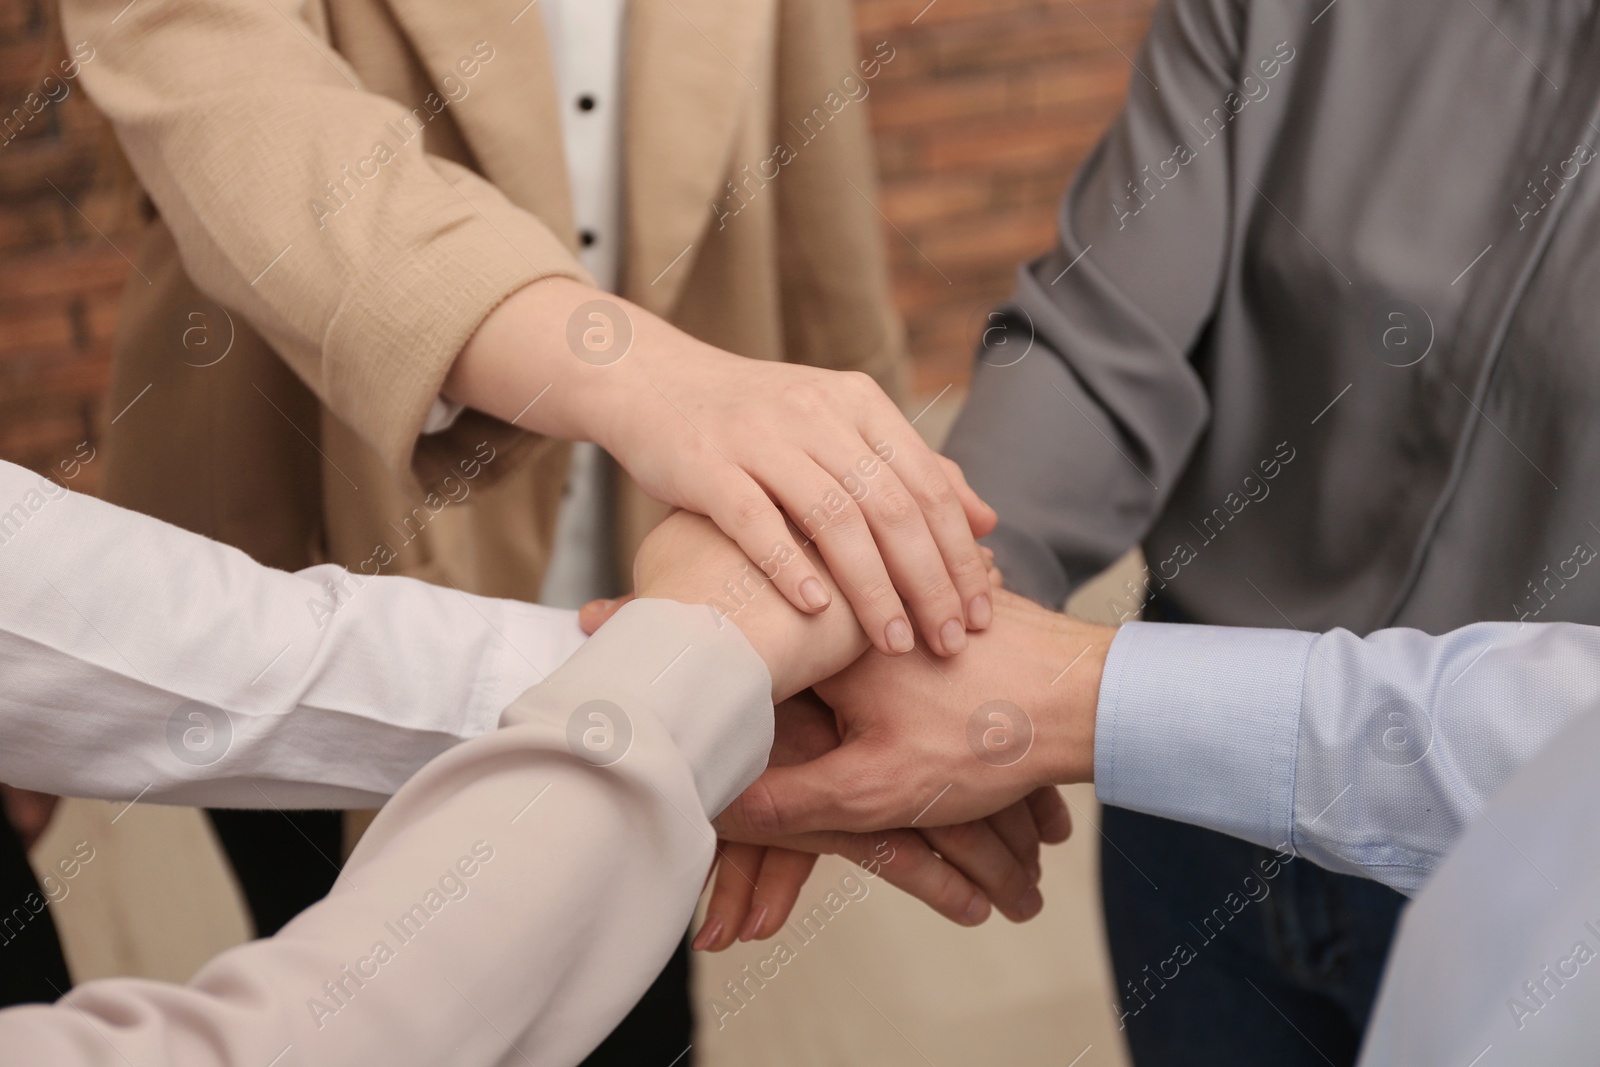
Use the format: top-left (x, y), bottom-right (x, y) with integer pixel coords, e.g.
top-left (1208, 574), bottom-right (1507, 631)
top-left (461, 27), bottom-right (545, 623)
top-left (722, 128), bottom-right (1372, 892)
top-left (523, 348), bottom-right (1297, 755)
top-left (717, 589), bottom-right (1114, 838)
top-left (632, 511), bottom-right (870, 700)
top-left (448, 277), bottom-right (999, 657)
top-left (694, 694), bottom-right (1072, 951)
top-left (2, 785), bottom-right (59, 851)
top-left (578, 547), bottom-right (1001, 638)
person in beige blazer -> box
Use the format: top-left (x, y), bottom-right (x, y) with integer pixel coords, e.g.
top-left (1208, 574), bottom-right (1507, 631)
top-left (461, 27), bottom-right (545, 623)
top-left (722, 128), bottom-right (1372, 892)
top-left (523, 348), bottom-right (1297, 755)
top-left (53, 0), bottom-right (1025, 1058)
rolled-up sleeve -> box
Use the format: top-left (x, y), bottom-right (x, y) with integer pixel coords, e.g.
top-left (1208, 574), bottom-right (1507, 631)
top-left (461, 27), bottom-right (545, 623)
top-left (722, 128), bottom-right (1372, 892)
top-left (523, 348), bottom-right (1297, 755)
top-left (61, 0), bottom-right (589, 486)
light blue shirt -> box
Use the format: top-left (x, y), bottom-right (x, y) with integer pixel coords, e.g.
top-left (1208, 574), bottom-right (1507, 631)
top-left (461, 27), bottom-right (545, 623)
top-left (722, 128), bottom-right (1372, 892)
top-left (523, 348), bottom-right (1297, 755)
top-left (1095, 619), bottom-right (1600, 896)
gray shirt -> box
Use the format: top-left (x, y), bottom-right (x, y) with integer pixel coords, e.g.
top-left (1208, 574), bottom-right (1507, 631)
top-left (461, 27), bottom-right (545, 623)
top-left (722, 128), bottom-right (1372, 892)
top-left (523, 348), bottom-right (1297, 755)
top-left (946, 0), bottom-right (1600, 636)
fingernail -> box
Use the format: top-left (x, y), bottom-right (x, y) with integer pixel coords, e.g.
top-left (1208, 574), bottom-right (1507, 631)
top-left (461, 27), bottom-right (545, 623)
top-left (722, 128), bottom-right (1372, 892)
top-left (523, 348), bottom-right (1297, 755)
top-left (692, 916), bottom-right (723, 952)
top-left (969, 593), bottom-right (992, 629)
top-left (739, 904), bottom-right (768, 942)
top-left (1029, 861), bottom-right (1042, 883)
top-left (800, 578), bottom-right (829, 611)
top-left (1018, 888), bottom-right (1044, 920)
top-left (962, 895), bottom-right (991, 925)
top-left (886, 618), bottom-right (915, 653)
top-left (940, 617), bottom-right (967, 654)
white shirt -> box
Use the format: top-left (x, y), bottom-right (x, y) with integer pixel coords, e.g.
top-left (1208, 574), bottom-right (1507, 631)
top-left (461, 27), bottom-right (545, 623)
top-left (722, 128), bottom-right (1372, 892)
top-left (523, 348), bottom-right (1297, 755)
top-left (425, 0), bottom-right (628, 607)
top-left (0, 457), bottom-right (774, 1067)
top-left (533, 0), bottom-right (628, 609)
top-left (0, 459), bottom-right (583, 809)
top-left (542, 0), bottom-right (626, 293)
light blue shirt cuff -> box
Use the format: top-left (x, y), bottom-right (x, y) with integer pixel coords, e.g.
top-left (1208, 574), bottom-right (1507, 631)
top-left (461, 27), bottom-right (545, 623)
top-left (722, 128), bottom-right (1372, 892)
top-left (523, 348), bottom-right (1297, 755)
top-left (1095, 621), bottom-right (1315, 854)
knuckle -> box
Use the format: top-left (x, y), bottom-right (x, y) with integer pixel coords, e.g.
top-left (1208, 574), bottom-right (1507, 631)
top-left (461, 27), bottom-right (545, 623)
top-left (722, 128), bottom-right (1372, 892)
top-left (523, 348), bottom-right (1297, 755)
top-left (932, 820), bottom-right (987, 855)
top-left (948, 551), bottom-right (990, 585)
top-left (913, 468), bottom-right (957, 510)
top-left (734, 781), bottom-right (786, 840)
top-left (857, 576), bottom-right (899, 612)
top-left (783, 379), bottom-right (832, 418)
top-left (730, 493), bottom-right (773, 533)
top-left (873, 485), bottom-right (920, 531)
top-left (840, 370), bottom-right (880, 399)
top-left (917, 572), bottom-right (959, 606)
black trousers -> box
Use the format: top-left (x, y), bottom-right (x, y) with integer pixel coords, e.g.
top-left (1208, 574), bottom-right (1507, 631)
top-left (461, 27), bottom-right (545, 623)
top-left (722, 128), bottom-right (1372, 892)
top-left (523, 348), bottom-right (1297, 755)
top-left (0, 809), bottom-right (73, 1007)
top-left (208, 808), bottom-right (693, 1064)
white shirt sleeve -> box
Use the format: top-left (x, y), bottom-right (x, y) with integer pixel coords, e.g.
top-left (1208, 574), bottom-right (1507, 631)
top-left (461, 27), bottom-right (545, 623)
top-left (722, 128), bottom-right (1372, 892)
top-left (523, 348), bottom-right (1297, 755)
top-left (0, 459), bottom-right (584, 809)
top-left (0, 597), bottom-right (775, 1067)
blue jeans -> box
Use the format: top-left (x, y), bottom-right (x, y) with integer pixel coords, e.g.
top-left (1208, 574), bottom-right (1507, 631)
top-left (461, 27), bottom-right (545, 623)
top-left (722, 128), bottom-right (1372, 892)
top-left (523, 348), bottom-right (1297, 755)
top-left (1101, 805), bottom-right (1405, 1065)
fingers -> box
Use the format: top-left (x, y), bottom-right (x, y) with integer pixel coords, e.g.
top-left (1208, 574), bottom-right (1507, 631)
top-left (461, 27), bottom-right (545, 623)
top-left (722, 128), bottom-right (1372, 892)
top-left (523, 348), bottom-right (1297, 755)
top-left (717, 746), bottom-right (880, 840)
top-left (577, 594), bottom-right (633, 635)
top-left (868, 431), bottom-right (996, 644)
top-left (738, 848), bottom-right (819, 942)
top-left (843, 829), bottom-right (992, 927)
top-left (807, 440), bottom-right (972, 657)
top-left (935, 453), bottom-right (998, 539)
top-left (694, 845), bottom-right (818, 950)
top-left (920, 820), bottom-right (1044, 923)
top-left (702, 470), bottom-right (834, 617)
top-left (1026, 786), bottom-right (1074, 844)
top-left (764, 460), bottom-right (916, 656)
top-left (984, 801), bottom-right (1043, 883)
top-left (694, 842), bottom-right (763, 952)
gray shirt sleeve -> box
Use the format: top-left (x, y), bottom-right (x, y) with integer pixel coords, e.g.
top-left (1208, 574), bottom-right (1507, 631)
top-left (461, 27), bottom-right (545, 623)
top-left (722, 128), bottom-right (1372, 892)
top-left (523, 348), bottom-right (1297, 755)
top-left (943, 0), bottom-right (1249, 605)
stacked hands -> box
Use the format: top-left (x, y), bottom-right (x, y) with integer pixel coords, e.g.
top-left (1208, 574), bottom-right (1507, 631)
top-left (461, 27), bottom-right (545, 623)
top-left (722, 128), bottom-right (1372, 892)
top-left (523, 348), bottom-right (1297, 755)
top-left (580, 507), bottom-right (1116, 951)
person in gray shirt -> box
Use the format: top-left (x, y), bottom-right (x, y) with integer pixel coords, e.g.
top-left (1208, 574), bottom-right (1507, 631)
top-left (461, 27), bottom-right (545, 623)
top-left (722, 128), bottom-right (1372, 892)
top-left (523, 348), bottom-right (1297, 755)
top-left (941, 0), bottom-right (1600, 1062)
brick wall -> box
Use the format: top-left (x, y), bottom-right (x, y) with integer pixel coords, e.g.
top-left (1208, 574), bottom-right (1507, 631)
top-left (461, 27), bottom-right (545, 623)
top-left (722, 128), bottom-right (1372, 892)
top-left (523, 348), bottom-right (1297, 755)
top-left (857, 0), bottom-right (1152, 393)
top-left (0, 0), bottom-right (1153, 485)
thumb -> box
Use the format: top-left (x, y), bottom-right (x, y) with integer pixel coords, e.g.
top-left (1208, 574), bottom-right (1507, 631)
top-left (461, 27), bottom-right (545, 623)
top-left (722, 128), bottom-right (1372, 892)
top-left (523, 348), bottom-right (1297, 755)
top-left (578, 593), bottom-right (635, 635)
top-left (715, 743), bottom-right (887, 841)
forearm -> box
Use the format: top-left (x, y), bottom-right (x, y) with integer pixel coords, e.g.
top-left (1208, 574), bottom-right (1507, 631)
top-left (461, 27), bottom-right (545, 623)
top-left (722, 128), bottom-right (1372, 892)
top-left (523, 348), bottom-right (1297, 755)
top-left (1094, 619), bottom-right (1600, 895)
top-left (0, 460), bottom-right (581, 807)
top-left (0, 601), bottom-right (773, 1067)
top-left (445, 277), bottom-right (672, 451)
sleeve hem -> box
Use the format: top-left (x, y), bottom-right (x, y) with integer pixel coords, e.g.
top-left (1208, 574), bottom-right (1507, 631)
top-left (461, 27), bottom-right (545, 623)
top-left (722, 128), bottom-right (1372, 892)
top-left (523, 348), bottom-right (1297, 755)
top-left (1094, 621), bottom-right (1314, 852)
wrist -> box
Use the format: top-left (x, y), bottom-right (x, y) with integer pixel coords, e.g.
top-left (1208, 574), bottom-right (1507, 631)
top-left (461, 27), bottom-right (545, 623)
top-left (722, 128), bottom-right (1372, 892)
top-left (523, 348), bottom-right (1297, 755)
top-left (445, 276), bottom-right (633, 443)
top-left (633, 512), bottom-right (868, 701)
top-left (1022, 604), bottom-right (1111, 787)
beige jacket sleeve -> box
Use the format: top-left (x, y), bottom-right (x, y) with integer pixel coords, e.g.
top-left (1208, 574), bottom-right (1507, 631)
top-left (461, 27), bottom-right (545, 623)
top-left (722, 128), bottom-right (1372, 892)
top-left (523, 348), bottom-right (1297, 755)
top-left (0, 598), bottom-right (774, 1067)
top-left (61, 0), bottom-right (588, 484)
top-left (774, 0), bottom-right (908, 402)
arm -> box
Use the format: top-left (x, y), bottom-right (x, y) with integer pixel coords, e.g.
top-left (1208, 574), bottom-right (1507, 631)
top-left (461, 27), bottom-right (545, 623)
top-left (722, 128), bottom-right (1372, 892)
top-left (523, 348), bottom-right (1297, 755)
top-left (1095, 619), bottom-right (1600, 895)
top-left (722, 589), bottom-right (1600, 896)
top-left (941, 0), bottom-right (1245, 605)
top-left (0, 459), bottom-right (579, 808)
top-left (65, 0), bottom-right (996, 658)
top-left (0, 598), bottom-right (775, 1067)
top-left (0, 507), bottom-right (880, 1065)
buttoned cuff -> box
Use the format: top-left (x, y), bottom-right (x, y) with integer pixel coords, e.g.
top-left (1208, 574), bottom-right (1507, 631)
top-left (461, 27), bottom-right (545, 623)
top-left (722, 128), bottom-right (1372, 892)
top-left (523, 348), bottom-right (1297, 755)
top-left (1094, 621), bottom-right (1314, 853)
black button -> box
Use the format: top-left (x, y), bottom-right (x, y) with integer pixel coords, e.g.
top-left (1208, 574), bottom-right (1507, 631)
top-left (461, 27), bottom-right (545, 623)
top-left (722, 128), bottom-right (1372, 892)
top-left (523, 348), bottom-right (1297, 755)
top-left (577, 94), bottom-right (596, 111)
top-left (580, 229), bottom-right (598, 248)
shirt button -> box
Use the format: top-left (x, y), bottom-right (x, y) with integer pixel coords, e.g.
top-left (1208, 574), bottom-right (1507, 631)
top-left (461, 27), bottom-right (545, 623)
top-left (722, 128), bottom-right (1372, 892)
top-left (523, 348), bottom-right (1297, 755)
top-left (580, 230), bottom-right (598, 248)
top-left (577, 94), bottom-right (596, 112)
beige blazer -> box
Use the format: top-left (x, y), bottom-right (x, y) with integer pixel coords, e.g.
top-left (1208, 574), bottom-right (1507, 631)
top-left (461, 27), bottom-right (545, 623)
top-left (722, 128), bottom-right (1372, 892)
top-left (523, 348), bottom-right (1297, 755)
top-left (65, 0), bottom-right (906, 596)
